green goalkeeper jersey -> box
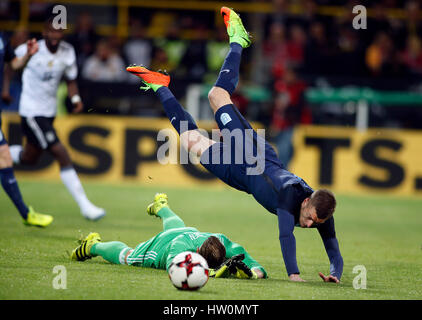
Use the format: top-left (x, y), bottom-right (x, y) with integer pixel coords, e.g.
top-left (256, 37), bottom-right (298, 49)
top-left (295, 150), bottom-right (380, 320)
top-left (125, 226), bottom-right (267, 277)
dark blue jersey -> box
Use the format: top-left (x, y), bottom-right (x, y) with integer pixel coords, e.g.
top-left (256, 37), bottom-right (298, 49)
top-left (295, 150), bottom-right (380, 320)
top-left (201, 104), bottom-right (343, 279)
top-left (249, 156), bottom-right (343, 278)
top-left (248, 163), bottom-right (314, 221)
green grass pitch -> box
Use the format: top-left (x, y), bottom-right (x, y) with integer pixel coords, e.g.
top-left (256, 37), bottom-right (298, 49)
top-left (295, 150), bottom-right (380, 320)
top-left (0, 180), bottom-right (421, 300)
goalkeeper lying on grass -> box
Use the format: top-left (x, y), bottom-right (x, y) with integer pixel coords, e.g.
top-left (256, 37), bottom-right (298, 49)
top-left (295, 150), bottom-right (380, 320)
top-left (70, 193), bottom-right (267, 279)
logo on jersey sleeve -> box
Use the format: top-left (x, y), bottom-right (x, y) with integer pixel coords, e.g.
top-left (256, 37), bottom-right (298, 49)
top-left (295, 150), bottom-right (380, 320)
top-left (220, 113), bottom-right (232, 126)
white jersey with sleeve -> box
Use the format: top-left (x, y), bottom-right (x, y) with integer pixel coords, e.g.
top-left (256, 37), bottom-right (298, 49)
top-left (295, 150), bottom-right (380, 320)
top-left (15, 39), bottom-right (77, 117)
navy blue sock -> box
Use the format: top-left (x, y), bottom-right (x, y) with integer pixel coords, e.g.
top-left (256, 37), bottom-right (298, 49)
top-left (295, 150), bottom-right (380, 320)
top-left (0, 167), bottom-right (29, 219)
top-left (156, 86), bottom-right (198, 135)
top-left (214, 43), bottom-right (243, 95)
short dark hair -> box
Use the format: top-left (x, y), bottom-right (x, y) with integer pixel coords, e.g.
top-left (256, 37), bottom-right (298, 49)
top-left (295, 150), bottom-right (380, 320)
top-left (198, 236), bottom-right (226, 269)
top-left (309, 189), bottom-right (336, 220)
top-left (44, 16), bottom-right (63, 32)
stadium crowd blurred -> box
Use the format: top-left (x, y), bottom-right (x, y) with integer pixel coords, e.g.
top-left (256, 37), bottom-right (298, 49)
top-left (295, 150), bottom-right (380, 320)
top-left (1, 0), bottom-right (422, 166)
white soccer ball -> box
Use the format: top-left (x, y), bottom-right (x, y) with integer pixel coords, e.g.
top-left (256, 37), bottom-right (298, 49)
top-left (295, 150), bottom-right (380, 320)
top-left (168, 251), bottom-right (209, 290)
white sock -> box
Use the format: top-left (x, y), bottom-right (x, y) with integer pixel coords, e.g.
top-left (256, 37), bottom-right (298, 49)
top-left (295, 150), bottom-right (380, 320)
top-left (60, 167), bottom-right (91, 212)
top-left (9, 145), bottom-right (22, 164)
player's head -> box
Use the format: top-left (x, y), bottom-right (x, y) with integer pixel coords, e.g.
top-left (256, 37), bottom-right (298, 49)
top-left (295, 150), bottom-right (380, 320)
top-left (198, 236), bottom-right (226, 269)
top-left (43, 17), bottom-right (64, 53)
top-left (299, 189), bottom-right (336, 228)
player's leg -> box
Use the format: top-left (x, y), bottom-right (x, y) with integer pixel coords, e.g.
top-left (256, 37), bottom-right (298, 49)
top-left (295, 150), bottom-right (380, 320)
top-left (49, 142), bottom-right (92, 214)
top-left (208, 7), bottom-right (251, 115)
top-left (10, 116), bottom-right (48, 166)
top-left (153, 86), bottom-right (215, 157)
top-left (207, 7), bottom-right (255, 136)
top-left (126, 65), bottom-right (215, 158)
top-left (0, 143), bottom-right (28, 219)
top-left (10, 142), bottom-right (43, 166)
top-left (147, 193), bottom-right (186, 231)
top-left (42, 118), bottom-right (105, 220)
top-left (15, 116), bottom-right (104, 220)
top-left (71, 232), bottom-right (131, 264)
top-left (12, 137), bottom-right (99, 219)
top-left (10, 116), bottom-right (47, 167)
top-left (0, 123), bottom-right (53, 227)
top-left (126, 64), bottom-right (236, 185)
top-left (48, 141), bottom-right (72, 168)
top-left (207, 7), bottom-right (281, 172)
top-left (90, 241), bottom-right (132, 264)
top-left (54, 154), bottom-right (105, 220)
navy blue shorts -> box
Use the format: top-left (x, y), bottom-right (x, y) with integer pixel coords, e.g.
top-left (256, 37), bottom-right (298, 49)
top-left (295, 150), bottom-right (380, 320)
top-left (200, 104), bottom-right (283, 193)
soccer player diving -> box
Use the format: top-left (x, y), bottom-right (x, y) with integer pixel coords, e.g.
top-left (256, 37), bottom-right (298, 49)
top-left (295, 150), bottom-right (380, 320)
top-left (71, 193), bottom-right (267, 280)
top-left (126, 7), bottom-right (343, 283)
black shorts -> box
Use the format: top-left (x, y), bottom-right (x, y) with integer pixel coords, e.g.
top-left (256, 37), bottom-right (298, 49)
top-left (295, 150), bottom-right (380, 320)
top-left (21, 116), bottom-right (59, 150)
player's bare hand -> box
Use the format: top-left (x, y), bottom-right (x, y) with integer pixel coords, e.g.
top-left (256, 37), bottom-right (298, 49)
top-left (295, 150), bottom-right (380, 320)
top-left (72, 101), bottom-right (84, 113)
top-left (26, 38), bottom-right (39, 56)
top-left (252, 268), bottom-right (265, 279)
top-left (318, 272), bottom-right (340, 283)
top-left (289, 274), bottom-right (306, 282)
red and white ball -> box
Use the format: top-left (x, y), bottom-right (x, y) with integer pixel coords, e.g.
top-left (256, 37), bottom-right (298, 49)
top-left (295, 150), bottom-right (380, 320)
top-left (168, 251), bottom-right (209, 290)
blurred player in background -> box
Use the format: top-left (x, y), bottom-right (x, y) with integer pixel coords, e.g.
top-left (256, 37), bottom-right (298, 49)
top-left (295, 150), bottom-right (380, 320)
top-left (127, 7), bottom-right (343, 283)
top-left (8, 18), bottom-right (105, 221)
top-left (71, 193), bottom-right (267, 279)
top-left (0, 31), bottom-right (53, 227)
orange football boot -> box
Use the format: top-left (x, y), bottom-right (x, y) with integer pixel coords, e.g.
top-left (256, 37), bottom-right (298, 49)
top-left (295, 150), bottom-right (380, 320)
top-left (126, 65), bottom-right (170, 91)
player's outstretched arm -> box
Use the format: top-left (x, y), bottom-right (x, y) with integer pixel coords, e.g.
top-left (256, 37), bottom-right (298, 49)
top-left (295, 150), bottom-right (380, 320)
top-left (317, 217), bottom-right (343, 283)
top-left (11, 38), bottom-right (38, 70)
top-left (277, 208), bottom-right (304, 281)
top-left (3, 38), bottom-right (35, 103)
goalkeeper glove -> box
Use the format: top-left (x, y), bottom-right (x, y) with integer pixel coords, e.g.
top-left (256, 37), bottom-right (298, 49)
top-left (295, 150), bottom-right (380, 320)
top-left (209, 265), bottom-right (231, 278)
top-left (209, 253), bottom-right (245, 278)
top-left (209, 254), bottom-right (257, 279)
top-left (232, 260), bottom-right (258, 279)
